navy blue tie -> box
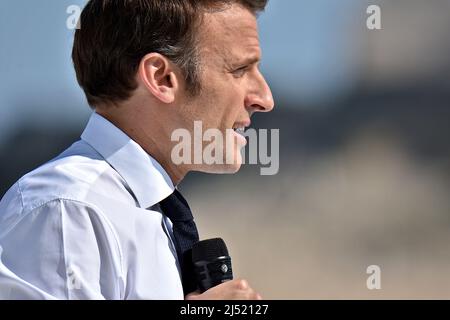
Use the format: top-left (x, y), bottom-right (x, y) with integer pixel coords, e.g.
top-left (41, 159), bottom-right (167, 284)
top-left (149, 189), bottom-right (199, 295)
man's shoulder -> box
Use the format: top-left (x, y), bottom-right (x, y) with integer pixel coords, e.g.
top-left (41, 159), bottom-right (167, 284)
top-left (1, 140), bottom-right (132, 215)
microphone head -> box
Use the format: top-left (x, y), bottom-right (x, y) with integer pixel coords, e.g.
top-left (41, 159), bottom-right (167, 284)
top-left (192, 238), bottom-right (229, 263)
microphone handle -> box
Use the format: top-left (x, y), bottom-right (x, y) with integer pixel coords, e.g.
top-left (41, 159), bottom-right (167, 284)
top-left (194, 256), bottom-right (233, 292)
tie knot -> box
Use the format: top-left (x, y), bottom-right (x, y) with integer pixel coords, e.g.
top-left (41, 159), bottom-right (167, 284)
top-left (158, 189), bottom-right (194, 222)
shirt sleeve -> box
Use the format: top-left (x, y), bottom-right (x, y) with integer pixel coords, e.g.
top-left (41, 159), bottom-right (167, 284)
top-left (0, 198), bottom-right (123, 300)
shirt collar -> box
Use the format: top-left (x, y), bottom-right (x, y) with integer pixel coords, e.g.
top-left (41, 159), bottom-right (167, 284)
top-left (80, 112), bottom-right (175, 209)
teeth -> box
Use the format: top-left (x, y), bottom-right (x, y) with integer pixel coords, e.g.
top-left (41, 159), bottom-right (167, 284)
top-left (234, 127), bottom-right (245, 135)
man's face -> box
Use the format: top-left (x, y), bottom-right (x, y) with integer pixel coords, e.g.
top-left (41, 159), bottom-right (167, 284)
top-left (179, 4), bottom-right (274, 174)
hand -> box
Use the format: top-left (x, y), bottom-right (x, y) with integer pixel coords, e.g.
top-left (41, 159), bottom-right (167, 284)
top-left (185, 279), bottom-right (262, 300)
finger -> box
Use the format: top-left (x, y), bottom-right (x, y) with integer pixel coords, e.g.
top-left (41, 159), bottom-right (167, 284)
top-left (185, 290), bottom-right (201, 300)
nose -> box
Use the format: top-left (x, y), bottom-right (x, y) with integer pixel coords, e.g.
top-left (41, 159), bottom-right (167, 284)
top-left (245, 70), bottom-right (275, 113)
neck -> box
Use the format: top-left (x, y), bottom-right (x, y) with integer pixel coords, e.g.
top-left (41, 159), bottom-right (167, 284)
top-left (95, 105), bottom-right (189, 186)
top-left (143, 137), bottom-right (188, 186)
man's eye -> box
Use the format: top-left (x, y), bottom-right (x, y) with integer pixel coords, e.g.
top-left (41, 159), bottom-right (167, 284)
top-left (232, 66), bottom-right (248, 77)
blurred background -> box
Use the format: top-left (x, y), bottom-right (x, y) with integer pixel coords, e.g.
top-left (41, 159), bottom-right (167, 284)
top-left (1, 0), bottom-right (450, 299)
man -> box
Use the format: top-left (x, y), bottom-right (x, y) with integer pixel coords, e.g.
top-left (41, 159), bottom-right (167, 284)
top-left (0, 0), bottom-right (274, 299)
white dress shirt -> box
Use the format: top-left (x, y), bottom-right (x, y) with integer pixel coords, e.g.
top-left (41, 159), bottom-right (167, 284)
top-left (0, 112), bottom-right (185, 300)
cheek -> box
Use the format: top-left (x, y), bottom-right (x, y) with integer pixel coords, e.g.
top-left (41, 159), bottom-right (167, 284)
top-left (198, 78), bottom-right (245, 128)
top-left (202, 95), bottom-right (241, 130)
top-left (220, 92), bottom-right (245, 124)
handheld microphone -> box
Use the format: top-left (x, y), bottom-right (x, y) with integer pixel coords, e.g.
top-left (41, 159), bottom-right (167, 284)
top-left (192, 238), bottom-right (233, 293)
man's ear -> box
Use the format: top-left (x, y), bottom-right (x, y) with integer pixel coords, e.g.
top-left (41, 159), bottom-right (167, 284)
top-left (138, 53), bottom-right (179, 104)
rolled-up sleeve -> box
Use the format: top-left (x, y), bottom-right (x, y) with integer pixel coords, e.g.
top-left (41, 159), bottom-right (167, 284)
top-left (0, 198), bottom-right (123, 300)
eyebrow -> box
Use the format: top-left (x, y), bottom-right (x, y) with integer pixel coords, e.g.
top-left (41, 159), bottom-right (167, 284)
top-left (233, 55), bottom-right (261, 68)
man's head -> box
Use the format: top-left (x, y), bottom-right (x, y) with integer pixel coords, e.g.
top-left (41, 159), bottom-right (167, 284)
top-left (73, 0), bottom-right (274, 181)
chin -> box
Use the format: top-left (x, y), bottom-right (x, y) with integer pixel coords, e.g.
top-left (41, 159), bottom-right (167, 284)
top-left (220, 148), bottom-right (243, 174)
top-left (222, 162), bottom-right (242, 174)
top-left (200, 162), bottom-right (242, 175)
top-left (194, 144), bottom-right (244, 174)
top-left (198, 153), bottom-right (243, 175)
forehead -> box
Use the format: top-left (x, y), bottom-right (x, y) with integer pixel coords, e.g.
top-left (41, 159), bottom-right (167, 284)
top-left (198, 4), bottom-right (261, 65)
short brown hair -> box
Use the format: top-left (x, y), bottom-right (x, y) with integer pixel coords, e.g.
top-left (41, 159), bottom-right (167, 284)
top-left (72, 0), bottom-right (268, 107)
